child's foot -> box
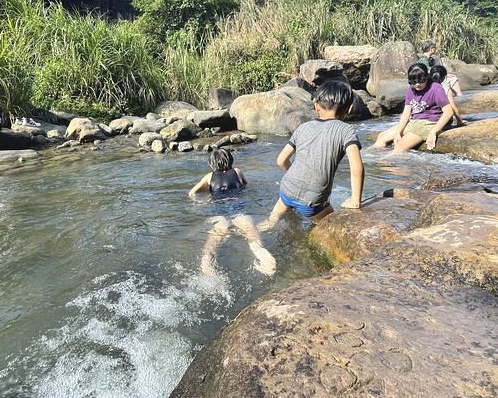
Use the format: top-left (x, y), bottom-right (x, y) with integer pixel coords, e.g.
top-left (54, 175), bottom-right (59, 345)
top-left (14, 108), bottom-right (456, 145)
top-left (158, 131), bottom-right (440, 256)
top-left (249, 241), bottom-right (276, 276)
top-left (201, 253), bottom-right (217, 276)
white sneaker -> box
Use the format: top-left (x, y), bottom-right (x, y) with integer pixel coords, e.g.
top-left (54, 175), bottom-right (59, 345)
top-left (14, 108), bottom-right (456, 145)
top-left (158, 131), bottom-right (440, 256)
top-left (15, 117), bottom-right (22, 125)
top-left (21, 117), bottom-right (28, 126)
top-left (28, 118), bottom-right (41, 127)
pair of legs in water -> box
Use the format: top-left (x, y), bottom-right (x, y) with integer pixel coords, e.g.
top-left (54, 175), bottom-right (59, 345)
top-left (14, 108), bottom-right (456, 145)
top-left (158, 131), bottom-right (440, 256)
top-left (201, 214), bottom-right (276, 277)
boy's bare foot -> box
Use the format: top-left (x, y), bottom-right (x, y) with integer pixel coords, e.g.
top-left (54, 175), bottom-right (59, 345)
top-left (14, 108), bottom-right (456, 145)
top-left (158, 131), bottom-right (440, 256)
top-left (249, 241), bottom-right (276, 276)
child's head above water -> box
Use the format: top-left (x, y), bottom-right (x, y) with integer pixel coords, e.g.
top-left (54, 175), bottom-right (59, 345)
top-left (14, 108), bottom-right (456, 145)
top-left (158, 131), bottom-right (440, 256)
top-left (313, 80), bottom-right (354, 117)
top-left (429, 65), bottom-right (447, 84)
top-left (209, 148), bottom-right (234, 172)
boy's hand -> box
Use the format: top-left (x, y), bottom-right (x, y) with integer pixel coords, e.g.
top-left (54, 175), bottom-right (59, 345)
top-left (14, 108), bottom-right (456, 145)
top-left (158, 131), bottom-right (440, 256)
top-left (341, 197), bottom-right (361, 209)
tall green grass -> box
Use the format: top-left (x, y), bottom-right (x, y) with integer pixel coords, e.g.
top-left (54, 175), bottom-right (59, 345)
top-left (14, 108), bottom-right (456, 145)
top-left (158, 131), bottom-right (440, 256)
top-left (0, 0), bottom-right (168, 122)
top-left (328, 0), bottom-right (498, 63)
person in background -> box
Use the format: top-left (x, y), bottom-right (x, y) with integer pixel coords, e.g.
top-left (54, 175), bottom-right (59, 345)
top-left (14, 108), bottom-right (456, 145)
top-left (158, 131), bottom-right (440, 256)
top-left (418, 40), bottom-right (441, 69)
top-left (430, 65), bottom-right (465, 126)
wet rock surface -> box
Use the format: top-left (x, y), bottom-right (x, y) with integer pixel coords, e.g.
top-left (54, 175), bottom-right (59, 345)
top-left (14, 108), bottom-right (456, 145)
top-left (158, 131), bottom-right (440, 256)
top-left (171, 259), bottom-right (498, 398)
top-left (171, 183), bottom-right (498, 398)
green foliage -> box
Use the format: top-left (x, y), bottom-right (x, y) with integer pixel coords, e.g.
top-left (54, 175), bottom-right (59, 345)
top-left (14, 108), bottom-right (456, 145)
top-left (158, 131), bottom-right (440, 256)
top-left (203, 0), bottom-right (332, 95)
top-left (132, 0), bottom-right (239, 49)
top-left (0, 0), bottom-right (168, 120)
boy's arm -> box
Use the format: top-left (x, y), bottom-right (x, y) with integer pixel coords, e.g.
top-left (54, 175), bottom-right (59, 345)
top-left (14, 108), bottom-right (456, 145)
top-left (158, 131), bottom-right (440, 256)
top-left (189, 173), bottom-right (211, 196)
top-left (342, 144), bottom-right (364, 209)
top-left (276, 144), bottom-right (295, 171)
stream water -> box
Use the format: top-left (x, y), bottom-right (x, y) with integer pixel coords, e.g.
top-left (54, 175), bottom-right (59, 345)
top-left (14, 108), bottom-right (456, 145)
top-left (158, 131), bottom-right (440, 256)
top-left (1, 101), bottom-right (497, 397)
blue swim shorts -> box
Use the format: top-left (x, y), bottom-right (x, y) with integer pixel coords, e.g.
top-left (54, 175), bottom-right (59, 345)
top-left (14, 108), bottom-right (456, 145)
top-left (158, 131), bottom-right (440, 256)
top-left (279, 191), bottom-right (328, 218)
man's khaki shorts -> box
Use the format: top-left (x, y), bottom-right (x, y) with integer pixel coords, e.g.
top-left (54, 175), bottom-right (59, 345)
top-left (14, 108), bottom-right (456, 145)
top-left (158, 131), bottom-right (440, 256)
top-left (404, 119), bottom-right (437, 140)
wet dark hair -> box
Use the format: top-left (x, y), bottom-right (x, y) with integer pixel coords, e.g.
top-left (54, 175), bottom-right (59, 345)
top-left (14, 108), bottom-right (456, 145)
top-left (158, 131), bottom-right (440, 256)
top-left (429, 65), bottom-right (447, 84)
top-left (421, 40), bottom-right (436, 53)
top-left (209, 148), bottom-right (234, 171)
top-left (313, 80), bottom-right (354, 114)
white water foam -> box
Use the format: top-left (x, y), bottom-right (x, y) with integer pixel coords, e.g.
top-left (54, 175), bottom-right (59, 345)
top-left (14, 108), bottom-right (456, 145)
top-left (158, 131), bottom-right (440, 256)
top-left (2, 266), bottom-right (234, 398)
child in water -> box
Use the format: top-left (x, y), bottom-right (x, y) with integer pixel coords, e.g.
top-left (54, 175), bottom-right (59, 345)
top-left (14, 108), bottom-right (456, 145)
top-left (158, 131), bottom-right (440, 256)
top-left (189, 148), bottom-right (276, 276)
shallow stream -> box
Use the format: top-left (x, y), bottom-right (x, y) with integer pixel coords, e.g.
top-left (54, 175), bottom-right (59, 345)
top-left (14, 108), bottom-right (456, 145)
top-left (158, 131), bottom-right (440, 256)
top-left (1, 102), bottom-right (497, 397)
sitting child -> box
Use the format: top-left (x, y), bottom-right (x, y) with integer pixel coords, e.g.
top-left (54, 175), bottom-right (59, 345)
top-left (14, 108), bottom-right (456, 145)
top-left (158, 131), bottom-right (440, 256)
top-left (372, 63), bottom-right (454, 153)
top-left (259, 80), bottom-right (364, 231)
top-left (189, 148), bottom-right (276, 276)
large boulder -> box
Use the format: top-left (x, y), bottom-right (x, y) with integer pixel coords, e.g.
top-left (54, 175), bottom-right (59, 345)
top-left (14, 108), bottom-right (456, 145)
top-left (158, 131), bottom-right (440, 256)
top-left (345, 90), bottom-right (385, 121)
top-left (279, 77), bottom-right (315, 95)
top-left (375, 78), bottom-right (407, 112)
top-left (229, 87), bottom-right (315, 135)
top-left (442, 58), bottom-right (498, 90)
top-left (323, 45), bottom-right (377, 89)
top-left (154, 101), bottom-right (198, 120)
top-left (299, 60), bottom-right (349, 86)
top-left (354, 90), bottom-right (386, 118)
top-left (65, 118), bottom-right (109, 143)
top-left (191, 109), bottom-right (237, 131)
top-left (159, 120), bottom-right (200, 142)
top-left (366, 41), bottom-right (417, 97)
top-left (455, 90), bottom-right (498, 115)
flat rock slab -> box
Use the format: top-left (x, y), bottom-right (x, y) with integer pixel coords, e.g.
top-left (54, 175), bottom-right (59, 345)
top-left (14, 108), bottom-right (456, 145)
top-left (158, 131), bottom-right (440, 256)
top-left (311, 188), bottom-right (498, 295)
top-left (434, 118), bottom-right (498, 164)
top-left (170, 260), bottom-right (498, 398)
top-left (0, 149), bottom-right (39, 162)
top-left (456, 90), bottom-right (498, 115)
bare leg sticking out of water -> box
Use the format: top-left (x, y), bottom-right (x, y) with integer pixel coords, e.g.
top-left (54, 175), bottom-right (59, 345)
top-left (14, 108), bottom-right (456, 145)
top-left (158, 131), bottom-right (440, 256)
top-left (200, 215), bottom-right (276, 277)
top-left (201, 216), bottom-right (229, 276)
top-left (232, 214), bottom-right (276, 276)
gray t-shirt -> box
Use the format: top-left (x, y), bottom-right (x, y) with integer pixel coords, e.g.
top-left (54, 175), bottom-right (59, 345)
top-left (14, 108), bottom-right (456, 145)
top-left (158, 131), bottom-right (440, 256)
top-left (280, 118), bottom-right (361, 206)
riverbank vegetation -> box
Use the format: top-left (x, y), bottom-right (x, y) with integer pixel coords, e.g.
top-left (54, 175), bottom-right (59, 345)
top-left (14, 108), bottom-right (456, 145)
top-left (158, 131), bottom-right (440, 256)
top-left (0, 0), bottom-right (497, 121)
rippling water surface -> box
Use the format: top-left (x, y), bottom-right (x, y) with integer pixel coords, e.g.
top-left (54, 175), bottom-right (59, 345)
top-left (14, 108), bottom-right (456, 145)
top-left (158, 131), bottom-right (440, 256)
top-left (1, 109), bottom-right (497, 397)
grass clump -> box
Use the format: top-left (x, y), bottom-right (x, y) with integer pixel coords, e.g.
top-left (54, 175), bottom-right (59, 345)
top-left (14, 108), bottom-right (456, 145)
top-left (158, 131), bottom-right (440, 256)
top-left (0, 0), bottom-right (168, 122)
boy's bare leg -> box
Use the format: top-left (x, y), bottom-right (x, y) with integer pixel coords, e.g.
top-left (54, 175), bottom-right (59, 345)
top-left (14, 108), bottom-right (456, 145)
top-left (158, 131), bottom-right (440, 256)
top-left (201, 216), bottom-right (230, 276)
top-left (257, 198), bottom-right (288, 232)
top-left (371, 126), bottom-right (397, 148)
top-left (389, 132), bottom-right (424, 155)
top-left (232, 214), bottom-right (276, 276)
top-left (310, 204), bottom-right (334, 224)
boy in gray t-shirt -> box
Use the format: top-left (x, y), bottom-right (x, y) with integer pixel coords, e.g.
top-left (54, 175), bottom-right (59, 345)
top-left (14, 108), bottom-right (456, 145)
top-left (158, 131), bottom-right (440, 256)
top-left (259, 81), bottom-right (364, 231)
